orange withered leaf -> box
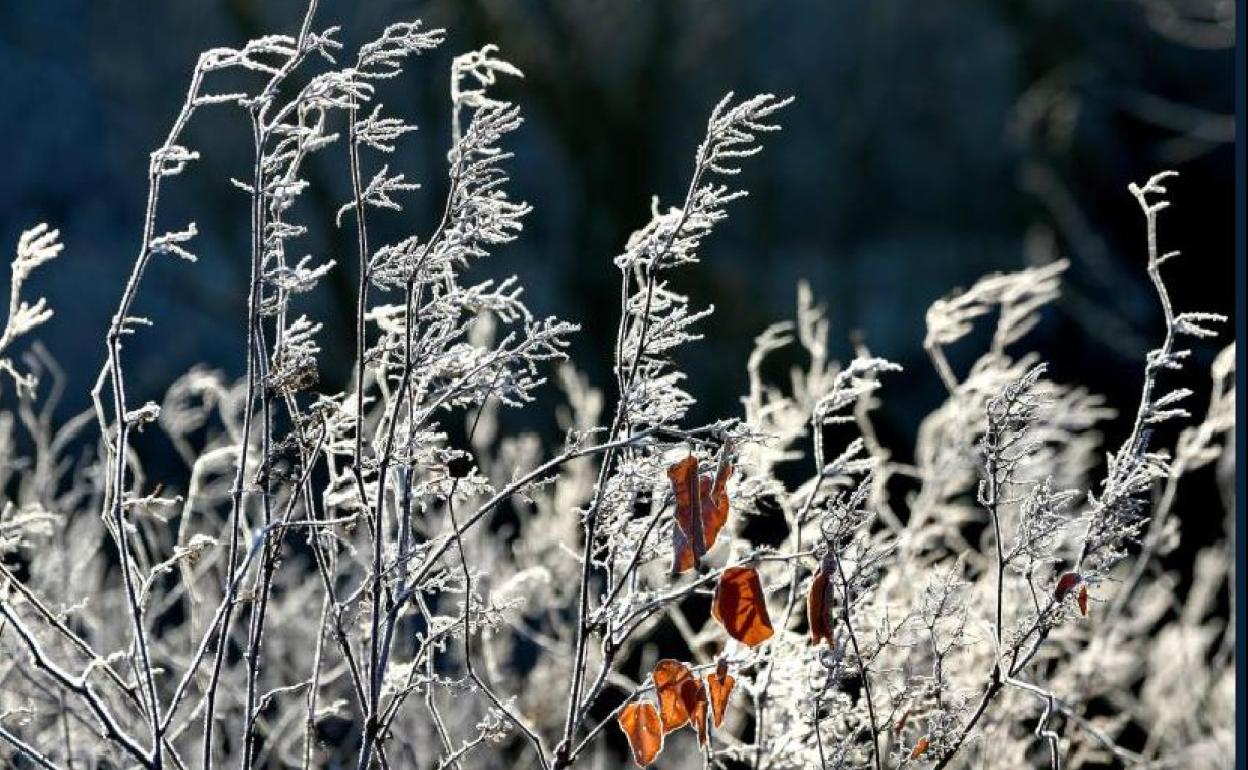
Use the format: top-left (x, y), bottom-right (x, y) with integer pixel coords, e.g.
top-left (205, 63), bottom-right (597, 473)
top-left (1054, 572), bottom-right (1081, 602)
top-left (712, 565), bottom-right (774, 647)
top-left (705, 659), bottom-right (735, 727)
top-left (679, 678), bottom-right (710, 746)
top-left (910, 735), bottom-right (930, 759)
top-left (652, 659), bottom-right (694, 733)
top-left (807, 568), bottom-right (835, 645)
top-left (669, 456), bottom-right (704, 574)
top-left (1077, 584), bottom-right (1089, 616)
top-left (668, 452), bottom-right (734, 573)
top-left (703, 466), bottom-right (731, 546)
top-left (617, 702), bottom-right (664, 767)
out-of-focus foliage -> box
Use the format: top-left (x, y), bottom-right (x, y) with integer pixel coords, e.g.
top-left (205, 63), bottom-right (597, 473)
top-left (0, 4), bottom-right (1235, 770)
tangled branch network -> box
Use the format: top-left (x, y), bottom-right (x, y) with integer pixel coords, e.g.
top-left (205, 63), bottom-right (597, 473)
top-left (0, 4), bottom-right (1234, 770)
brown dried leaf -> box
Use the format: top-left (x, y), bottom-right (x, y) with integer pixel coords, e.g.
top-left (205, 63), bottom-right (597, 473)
top-left (712, 565), bottom-right (774, 647)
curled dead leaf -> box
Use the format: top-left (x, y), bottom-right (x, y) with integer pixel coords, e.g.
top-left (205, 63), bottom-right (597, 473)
top-left (617, 702), bottom-right (663, 767)
top-left (678, 678), bottom-right (709, 746)
top-left (807, 568), bottom-right (834, 645)
top-left (713, 565), bottom-right (774, 647)
top-left (652, 659), bottom-right (694, 733)
top-left (705, 659), bottom-right (735, 728)
top-left (910, 735), bottom-right (930, 759)
top-left (1054, 571), bottom-right (1081, 602)
top-left (668, 449), bottom-right (733, 573)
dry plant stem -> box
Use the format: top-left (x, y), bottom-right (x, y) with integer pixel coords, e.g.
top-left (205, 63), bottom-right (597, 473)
top-left (595, 494), bottom-right (670, 614)
top-left (933, 177), bottom-right (1190, 769)
top-left (984, 457), bottom-right (1007, 651)
top-left (752, 465), bottom-right (827, 770)
top-left (833, 550), bottom-right (884, 770)
top-left (0, 604), bottom-right (152, 766)
top-left (384, 600), bottom-right (456, 767)
top-left (407, 430), bottom-right (657, 598)
top-left (291, 421), bottom-right (369, 719)
top-left (446, 492), bottom-right (552, 769)
top-left (925, 342), bottom-right (959, 394)
top-left (358, 284), bottom-right (418, 770)
top-left (1105, 183), bottom-right (1189, 610)
top-left (1004, 676), bottom-right (1144, 765)
top-left (930, 675), bottom-right (1002, 770)
top-left (343, 98), bottom-right (382, 765)
top-left (929, 474), bottom-right (1026, 763)
top-left (345, 80), bottom-right (416, 767)
top-left (367, 273), bottom-right (430, 746)
top-left (236, 108), bottom-right (326, 756)
top-left (94, 61), bottom-right (211, 770)
top-left (200, 112), bottom-right (264, 770)
top-left (239, 384), bottom-right (321, 767)
top-left (302, 474), bottom-right (368, 709)
top-left (1123, 177), bottom-right (1180, 465)
top-left (241, 118), bottom-right (276, 770)
top-left (813, 675), bottom-right (834, 768)
top-left (1111, 449), bottom-right (1184, 617)
top-left (159, 432), bottom-right (327, 743)
top-left (92, 7), bottom-right (327, 768)
top-left (356, 98), bottom-right (471, 765)
top-left (364, 430), bottom-right (653, 763)
top-left (55, 690), bottom-right (73, 770)
top-left (159, 535), bottom-right (264, 736)
top-left (621, 134), bottom-right (711, 392)
top-left (371, 473), bottom-right (440, 748)
top-left (555, 128), bottom-right (714, 770)
top-left (1076, 172), bottom-right (1180, 570)
top-left (251, 87), bottom-right (355, 765)
top-left (0, 723), bottom-right (67, 770)
top-left (362, 269), bottom-right (465, 759)
top-left (301, 534), bottom-right (333, 770)
top-left (0, 562), bottom-right (140, 706)
top-left (435, 735), bottom-right (484, 770)
top-left (305, 535), bottom-right (370, 725)
top-left (554, 442), bottom-right (619, 767)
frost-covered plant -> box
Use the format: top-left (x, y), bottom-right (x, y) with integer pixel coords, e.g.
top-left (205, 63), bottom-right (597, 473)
top-left (0, 5), bottom-right (1234, 770)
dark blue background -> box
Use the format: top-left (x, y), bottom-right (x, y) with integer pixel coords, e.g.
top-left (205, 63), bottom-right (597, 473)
top-left (1, 0), bottom-right (1235, 489)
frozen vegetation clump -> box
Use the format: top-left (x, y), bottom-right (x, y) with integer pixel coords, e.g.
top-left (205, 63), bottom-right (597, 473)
top-left (0, 5), bottom-right (1235, 769)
